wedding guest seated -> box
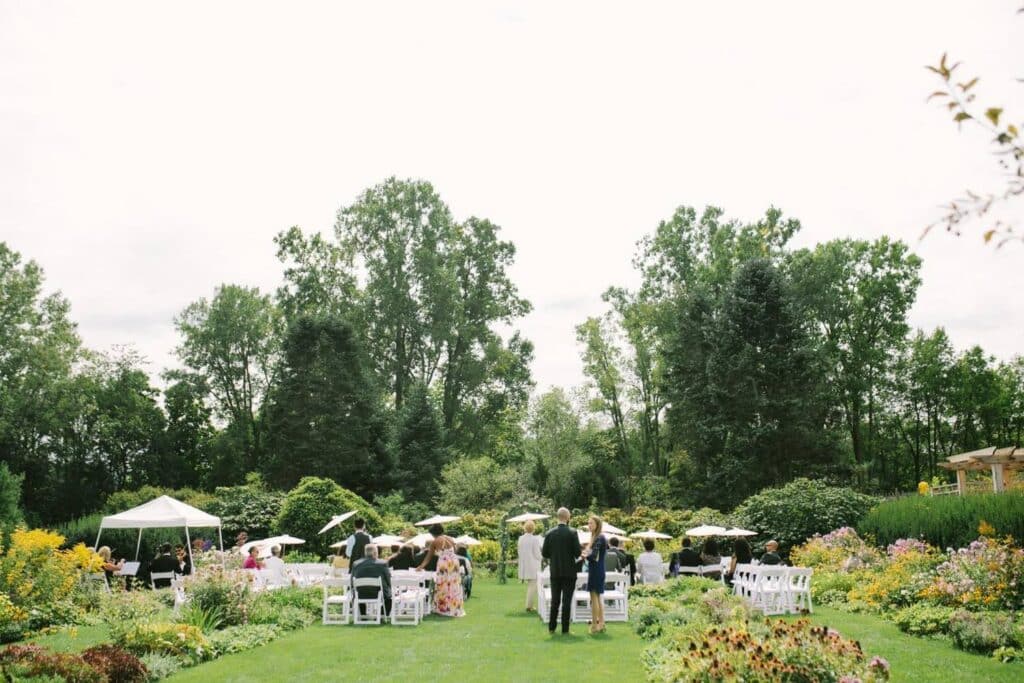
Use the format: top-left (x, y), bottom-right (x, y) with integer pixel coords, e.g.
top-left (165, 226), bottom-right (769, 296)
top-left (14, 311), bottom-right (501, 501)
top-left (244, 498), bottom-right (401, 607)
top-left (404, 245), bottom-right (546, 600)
top-left (760, 540), bottom-right (782, 565)
top-left (670, 538), bottom-right (701, 576)
top-left (606, 536), bottom-right (636, 584)
top-left (455, 545), bottom-right (472, 599)
top-left (413, 545), bottom-right (437, 572)
top-left (243, 546), bottom-right (264, 570)
top-left (388, 544), bottom-right (416, 571)
top-left (175, 545), bottom-right (192, 576)
top-left (725, 538), bottom-right (753, 586)
top-left (150, 543), bottom-right (179, 588)
top-left (350, 544), bottom-right (391, 616)
top-left (637, 539), bottom-right (664, 584)
top-left (263, 545), bottom-right (288, 585)
top-left (700, 539), bottom-right (721, 580)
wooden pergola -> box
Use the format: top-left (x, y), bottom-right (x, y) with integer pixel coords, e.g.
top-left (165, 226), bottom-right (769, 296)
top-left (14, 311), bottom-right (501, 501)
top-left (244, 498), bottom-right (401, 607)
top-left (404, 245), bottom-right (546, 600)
top-left (937, 446), bottom-right (1024, 494)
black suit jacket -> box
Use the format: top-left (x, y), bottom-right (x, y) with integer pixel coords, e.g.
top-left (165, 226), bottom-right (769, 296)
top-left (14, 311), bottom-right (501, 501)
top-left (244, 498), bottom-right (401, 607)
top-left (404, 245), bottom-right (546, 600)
top-left (149, 554), bottom-right (179, 587)
top-left (350, 558), bottom-right (391, 600)
top-left (542, 523), bottom-right (582, 579)
top-left (674, 548), bottom-right (701, 568)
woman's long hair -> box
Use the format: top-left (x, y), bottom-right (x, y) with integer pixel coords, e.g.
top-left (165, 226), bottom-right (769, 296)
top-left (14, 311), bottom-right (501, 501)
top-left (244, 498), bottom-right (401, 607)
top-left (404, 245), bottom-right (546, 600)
top-left (589, 515), bottom-right (603, 539)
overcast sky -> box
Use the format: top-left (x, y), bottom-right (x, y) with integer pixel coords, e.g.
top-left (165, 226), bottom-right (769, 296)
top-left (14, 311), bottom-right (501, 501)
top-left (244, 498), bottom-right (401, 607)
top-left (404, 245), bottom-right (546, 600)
top-left (2, 0), bottom-right (1022, 394)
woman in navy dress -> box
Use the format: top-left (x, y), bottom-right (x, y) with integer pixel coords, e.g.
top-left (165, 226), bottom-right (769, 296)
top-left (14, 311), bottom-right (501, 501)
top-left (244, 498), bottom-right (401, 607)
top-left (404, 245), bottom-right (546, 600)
top-left (582, 515), bottom-right (607, 634)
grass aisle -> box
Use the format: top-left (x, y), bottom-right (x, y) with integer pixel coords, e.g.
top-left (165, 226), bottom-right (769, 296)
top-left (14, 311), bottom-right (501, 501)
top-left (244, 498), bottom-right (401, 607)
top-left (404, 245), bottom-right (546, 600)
top-left (168, 577), bottom-right (647, 683)
top-left (804, 607), bottom-right (1022, 683)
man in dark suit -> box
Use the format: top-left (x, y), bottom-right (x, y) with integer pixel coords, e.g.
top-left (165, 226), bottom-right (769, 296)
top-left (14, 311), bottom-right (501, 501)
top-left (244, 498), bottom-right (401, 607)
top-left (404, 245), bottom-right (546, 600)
top-left (149, 543), bottom-right (179, 588)
top-left (541, 507), bottom-right (581, 635)
top-left (670, 538), bottom-right (701, 576)
top-left (350, 544), bottom-right (391, 616)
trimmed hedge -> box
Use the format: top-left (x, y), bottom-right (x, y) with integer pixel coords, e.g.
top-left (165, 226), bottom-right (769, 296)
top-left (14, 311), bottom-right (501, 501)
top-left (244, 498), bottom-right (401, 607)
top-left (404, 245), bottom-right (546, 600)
top-left (858, 491), bottom-right (1024, 549)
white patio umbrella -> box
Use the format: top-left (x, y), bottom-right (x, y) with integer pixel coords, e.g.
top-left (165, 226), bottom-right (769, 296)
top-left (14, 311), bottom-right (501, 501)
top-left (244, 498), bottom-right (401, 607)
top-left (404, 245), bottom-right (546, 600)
top-left (630, 529), bottom-right (673, 540)
top-left (371, 534), bottom-right (406, 546)
top-left (721, 527), bottom-right (757, 537)
top-left (329, 541), bottom-right (345, 549)
top-left (240, 534), bottom-right (306, 557)
top-left (506, 512), bottom-right (550, 523)
top-left (454, 535), bottom-right (482, 546)
top-left (601, 521), bottom-right (628, 536)
top-left (317, 511), bottom-right (357, 535)
top-left (577, 529), bottom-right (592, 545)
top-left (407, 532), bottom-right (435, 547)
top-left (415, 515), bottom-right (461, 526)
top-left (686, 524), bottom-right (728, 537)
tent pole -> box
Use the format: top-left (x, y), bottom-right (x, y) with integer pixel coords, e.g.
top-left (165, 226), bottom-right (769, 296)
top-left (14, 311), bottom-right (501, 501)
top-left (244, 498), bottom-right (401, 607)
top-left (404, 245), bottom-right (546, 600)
top-left (94, 526), bottom-right (103, 552)
top-left (135, 528), bottom-right (143, 561)
top-left (184, 526), bottom-right (193, 576)
top-left (217, 526), bottom-right (224, 569)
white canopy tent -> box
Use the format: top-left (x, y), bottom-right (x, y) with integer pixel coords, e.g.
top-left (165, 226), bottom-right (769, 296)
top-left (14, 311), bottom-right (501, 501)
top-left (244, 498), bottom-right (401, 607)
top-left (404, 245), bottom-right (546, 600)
top-left (95, 495), bottom-right (223, 571)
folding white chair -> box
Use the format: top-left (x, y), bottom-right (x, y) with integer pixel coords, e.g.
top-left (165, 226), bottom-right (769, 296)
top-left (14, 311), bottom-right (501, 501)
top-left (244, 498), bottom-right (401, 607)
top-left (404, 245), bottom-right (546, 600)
top-left (537, 572), bottom-right (551, 623)
top-left (322, 577), bottom-right (351, 625)
top-left (602, 572), bottom-right (629, 622)
top-left (675, 565), bottom-right (702, 577)
top-left (149, 571), bottom-right (177, 590)
top-left (352, 577), bottom-right (385, 625)
top-left (732, 563), bottom-right (755, 598)
top-left (750, 566), bottom-right (788, 615)
top-left (786, 567), bottom-right (813, 613)
top-left (391, 576), bottom-right (426, 626)
top-left (698, 564), bottom-right (723, 582)
top-left (572, 574), bottom-right (591, 623)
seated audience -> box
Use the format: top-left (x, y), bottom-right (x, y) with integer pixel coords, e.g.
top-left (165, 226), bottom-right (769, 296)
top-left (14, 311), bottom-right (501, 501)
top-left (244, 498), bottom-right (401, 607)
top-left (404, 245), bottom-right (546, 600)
top-left (455, 545), bottom-right (473, 599)
top-left (243, 545), bottom-right (264, 570)
top-left (149, 543), bottom-right (179, 588)
top-left (263, 545), bottom-right (288, 586)
top-left (175, 545), bottom-right (192, 576)
top-left (350, 544), bottom-right (391, 616)
top-left (388, 544), bottom-right (416, 571)
top-left (725, 538), bottom-right (753, 585)
top-left (760, 540), bottom-right (782, 565)
top-left (97, 546), bottom-right (124, 581)
top-left (670, 538), bottom-right (701, 576)
top-left (700, 539), bottom-right (722, 580)
top-left (606, 536), bottom-right (636, 584)
top-left (637, 539), bottom-right (664, 584)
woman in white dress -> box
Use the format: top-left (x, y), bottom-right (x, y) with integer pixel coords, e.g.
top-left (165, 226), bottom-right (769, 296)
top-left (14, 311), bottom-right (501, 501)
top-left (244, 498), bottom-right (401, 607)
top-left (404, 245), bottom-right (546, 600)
top-left (517, 520), bottom-right (544, 611)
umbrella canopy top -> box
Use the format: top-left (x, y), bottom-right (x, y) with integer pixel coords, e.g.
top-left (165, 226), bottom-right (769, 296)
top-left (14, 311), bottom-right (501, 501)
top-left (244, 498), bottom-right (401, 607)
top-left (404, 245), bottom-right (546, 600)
top-left (100, 495), bottom-right (221, 530)
top-left (453, 535), bottom-right (482, 546)
top-left (630, 529), bottom-right (673, 540)
top-left (407, 532), bottom-right (435, 547)
top-left (506, 512), bottom-right (550, 523)
top-left (371, 534), bottom-right (406, 547)
top-left (238, 535), bottom-right (306, 555)
top-left (317, 511), bottom-right (357, 535)
top-left (415, 515), bottom-right (461, 527)
top-left (600, 521), bottom-right (628, 536)
top-left (686, 524), bottom-right (728, 537)
top-left (721, 527), bottom-right (757, 537)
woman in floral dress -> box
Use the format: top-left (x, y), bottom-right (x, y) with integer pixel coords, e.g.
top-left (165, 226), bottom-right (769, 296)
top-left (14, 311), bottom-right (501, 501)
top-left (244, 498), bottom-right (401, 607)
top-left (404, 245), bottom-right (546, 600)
top-left (417, 523), bottom-right (465, 617)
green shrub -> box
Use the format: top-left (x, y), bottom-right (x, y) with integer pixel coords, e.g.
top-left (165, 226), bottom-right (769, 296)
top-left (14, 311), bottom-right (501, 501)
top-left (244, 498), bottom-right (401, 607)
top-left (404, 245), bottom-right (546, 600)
top-left (248, 604), bottom-right (313, 631)
top-left (892, 603), bottom-right (957, 636)
top-left (175, 603), bottom-right (225, 633)
top-left (948, 610), bottom-right (1019, 654)
top-left (119, 623), bottom-right (211, 663)
top-left (732, 478), bottom-right (880, 556)
top-left (249, 585), bottom-right (320, 616)
top-left (808, 570), bottom-right (858, 605)
top-left (98, 591), bottom-right (164, 642)
top-left (205, 475), bottom-right (285, 540)
top-left (206, 624), bottom-right (281, 656)
top-left (137, 653), bottom-right (183, 681)
top-left (858, 492), bottom-right (1024, 551)
top-left (184, 574), bottom-right (251, 627)
top-left (275, 477), bottom-right (382, 556)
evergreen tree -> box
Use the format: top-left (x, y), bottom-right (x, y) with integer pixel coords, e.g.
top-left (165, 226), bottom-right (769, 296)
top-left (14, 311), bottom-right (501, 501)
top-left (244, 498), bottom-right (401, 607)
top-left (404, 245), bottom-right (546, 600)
top-left (262, 316), bottom-right (391, 496)
top-left (393, 382), bottom-right (448, 502)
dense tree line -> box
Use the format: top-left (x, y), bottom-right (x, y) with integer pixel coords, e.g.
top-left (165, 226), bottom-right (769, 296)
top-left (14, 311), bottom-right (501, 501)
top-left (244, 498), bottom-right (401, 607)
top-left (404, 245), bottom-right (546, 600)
top-left (2, 183), bottom-right (1022, 525)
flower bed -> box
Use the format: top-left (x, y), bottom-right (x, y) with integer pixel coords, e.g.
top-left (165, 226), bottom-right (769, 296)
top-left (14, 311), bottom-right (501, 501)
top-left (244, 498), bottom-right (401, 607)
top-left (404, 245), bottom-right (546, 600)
top-left (630, 577), bottom-right (891, 681)
top-left (790, 526), bottom-right (1024, 661)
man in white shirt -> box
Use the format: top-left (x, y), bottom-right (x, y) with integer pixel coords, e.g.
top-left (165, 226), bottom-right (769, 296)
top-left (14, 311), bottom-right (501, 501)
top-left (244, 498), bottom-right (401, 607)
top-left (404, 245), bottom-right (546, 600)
top-left (263, 545), bottom-right (288, 587)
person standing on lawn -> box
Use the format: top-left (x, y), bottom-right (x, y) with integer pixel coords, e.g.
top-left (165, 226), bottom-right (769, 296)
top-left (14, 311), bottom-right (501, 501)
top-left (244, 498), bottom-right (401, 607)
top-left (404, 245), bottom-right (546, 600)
top-left (541, 507), bottom-right (581, 635)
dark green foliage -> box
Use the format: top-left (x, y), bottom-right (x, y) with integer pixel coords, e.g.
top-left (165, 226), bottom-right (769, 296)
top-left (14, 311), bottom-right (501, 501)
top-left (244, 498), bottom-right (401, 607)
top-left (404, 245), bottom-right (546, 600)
top-left (205, 476), bottom-right (284, 540)
top-left (858, 492), bottom-right (1024, 549)
top-left (732, 478), bottom-right (880, 553)
top-left (948, 610), bottom-right (1021, 654)
top-left (0, 462), bottom-right (22, 527)
top-left (393, 382), bottom-right (448, 502)
top-left (262, 316), bottom-right (392, 495)
top-left (892, 604), bottom-right (957, 636)
top-left (275, 477), bottom-right (383, 556)
top-left (159, 375), bottom-right (215, 489)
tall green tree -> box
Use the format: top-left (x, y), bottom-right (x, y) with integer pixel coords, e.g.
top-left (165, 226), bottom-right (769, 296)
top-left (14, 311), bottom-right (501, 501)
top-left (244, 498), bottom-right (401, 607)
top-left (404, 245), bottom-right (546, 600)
top-left (174, 284), bottom-right (281, 473)
top-left (160, 373), bottom-right (215, 489)
top-left (0, 462), bottom-right (22, 526)
top-left (393, 382), bottom-right (448, 502)
top-left (789, 237), bottom-right (923, 480)
top-left (262, 316), bottom-right (391, 496)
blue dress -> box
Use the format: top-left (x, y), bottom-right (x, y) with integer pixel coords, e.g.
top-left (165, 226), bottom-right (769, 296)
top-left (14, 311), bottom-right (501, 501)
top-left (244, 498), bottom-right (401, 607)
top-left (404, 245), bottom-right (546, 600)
top-left (585, 534), bottom-right (608, 594)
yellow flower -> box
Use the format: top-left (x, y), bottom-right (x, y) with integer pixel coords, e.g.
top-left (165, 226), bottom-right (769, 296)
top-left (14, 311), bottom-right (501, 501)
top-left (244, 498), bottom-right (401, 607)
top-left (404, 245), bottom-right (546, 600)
top-left (978, 520), bottom-right (996, 537)
top-left (918, 481), bottom-right (930, 495)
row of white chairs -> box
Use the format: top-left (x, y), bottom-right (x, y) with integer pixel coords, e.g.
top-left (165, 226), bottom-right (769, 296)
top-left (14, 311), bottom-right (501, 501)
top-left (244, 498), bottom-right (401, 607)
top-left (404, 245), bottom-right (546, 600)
top-left (322, 571), bottom-right (435, 626)
top-left (731, 564), bottom-right (812, 615)
top-left (536, 572), bottom-right (630, 624)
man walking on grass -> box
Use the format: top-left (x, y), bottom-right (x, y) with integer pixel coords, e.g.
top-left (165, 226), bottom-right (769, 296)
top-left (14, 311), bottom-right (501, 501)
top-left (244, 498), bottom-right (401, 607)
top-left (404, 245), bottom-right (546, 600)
top-left (541, 507), bottom-right (581, 635)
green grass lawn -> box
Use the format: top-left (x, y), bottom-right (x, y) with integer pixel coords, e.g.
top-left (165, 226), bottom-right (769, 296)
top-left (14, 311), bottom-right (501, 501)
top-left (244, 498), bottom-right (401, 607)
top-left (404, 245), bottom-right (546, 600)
top-left (167, 577), bottom-right (647, 683)
top-left (802, 606), bottom-right (1022, 683)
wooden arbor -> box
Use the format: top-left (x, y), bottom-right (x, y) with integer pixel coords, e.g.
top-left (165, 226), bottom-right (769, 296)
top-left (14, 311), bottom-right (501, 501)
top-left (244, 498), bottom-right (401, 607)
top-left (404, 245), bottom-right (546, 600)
top-left (937, 446), bottom-right (1024, 494)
